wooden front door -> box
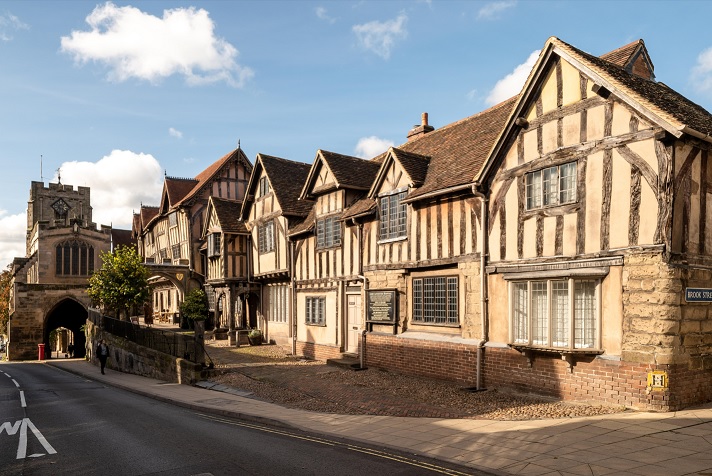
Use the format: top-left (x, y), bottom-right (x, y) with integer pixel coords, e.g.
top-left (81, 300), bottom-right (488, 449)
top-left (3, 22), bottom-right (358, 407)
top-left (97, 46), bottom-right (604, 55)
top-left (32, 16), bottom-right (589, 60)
top-left (346, 294), bottom-right (362, 354)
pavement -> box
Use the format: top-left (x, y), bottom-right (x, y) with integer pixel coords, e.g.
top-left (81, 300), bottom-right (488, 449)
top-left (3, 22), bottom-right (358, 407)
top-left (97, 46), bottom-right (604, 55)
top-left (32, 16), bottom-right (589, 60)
top-left (43, 350), bottom-right (712, 476)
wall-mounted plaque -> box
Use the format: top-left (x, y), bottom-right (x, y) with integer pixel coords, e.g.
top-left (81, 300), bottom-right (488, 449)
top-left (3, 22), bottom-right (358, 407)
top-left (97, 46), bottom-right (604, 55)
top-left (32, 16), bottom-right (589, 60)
top-left (367, 289), bottom-right (396, 323)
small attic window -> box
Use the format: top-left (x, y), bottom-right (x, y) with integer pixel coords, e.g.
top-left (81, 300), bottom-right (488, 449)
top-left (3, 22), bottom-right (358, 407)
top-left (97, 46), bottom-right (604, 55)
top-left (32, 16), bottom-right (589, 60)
top-left (259, 177), bottom-right (271, 197)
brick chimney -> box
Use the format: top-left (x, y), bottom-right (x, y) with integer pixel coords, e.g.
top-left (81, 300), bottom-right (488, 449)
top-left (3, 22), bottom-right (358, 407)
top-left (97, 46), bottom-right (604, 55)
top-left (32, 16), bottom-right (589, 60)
top-left (407, 112), bottom-right (435, 141)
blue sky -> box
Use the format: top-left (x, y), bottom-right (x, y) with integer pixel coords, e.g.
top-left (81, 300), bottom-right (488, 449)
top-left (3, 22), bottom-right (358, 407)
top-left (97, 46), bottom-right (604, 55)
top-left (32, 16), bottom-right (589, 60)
top-left (2, 0), bottom-right (712, 268)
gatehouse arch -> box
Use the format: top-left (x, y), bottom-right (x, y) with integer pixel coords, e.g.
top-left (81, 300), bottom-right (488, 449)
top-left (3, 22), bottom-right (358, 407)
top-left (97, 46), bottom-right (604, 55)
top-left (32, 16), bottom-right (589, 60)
top-left (44, 298), bottom-right (88, 358)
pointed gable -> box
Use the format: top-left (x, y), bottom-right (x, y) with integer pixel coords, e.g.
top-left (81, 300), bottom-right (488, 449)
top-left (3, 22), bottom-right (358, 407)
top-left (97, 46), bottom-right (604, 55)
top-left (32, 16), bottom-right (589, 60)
top-left (240, 154), bottom-right (314, 220)
top-left (161, 177), bottom-right (198, 212)
top-left (554, 38), bottom-right (712, 139)
top-left (260, 154), bottom-right (313, 217)
top-left (203, 196), bottom-right (247, 238)
top-left (301, 150), bottom-right (381, 200)
top-left (478, 36), bottom-right (712, 186)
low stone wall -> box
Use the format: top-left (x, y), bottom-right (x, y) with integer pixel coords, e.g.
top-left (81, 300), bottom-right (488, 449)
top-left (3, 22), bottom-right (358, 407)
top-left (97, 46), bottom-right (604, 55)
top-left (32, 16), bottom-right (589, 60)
top-left (86, 320), bottom-right (206, 385)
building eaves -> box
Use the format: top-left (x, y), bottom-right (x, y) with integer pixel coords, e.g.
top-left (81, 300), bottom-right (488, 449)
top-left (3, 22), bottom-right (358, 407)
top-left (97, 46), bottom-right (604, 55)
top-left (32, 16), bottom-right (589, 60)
top-left (320, 150), bottom-right (382, 190)
top-left (555, 37), bottom-right (712, 140)
top-left (211, 197), bottom-right (247, 234)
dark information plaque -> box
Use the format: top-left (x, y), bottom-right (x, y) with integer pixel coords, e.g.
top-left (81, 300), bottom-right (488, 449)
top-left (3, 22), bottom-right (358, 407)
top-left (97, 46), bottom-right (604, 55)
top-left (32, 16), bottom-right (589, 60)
top-left (367, 289), bottom-right (396, 323)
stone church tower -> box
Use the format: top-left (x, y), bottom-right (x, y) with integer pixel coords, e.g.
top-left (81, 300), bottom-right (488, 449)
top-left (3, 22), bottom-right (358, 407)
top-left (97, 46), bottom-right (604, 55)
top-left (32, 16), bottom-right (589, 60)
top-left (7, 180), bottom-right (116, 360)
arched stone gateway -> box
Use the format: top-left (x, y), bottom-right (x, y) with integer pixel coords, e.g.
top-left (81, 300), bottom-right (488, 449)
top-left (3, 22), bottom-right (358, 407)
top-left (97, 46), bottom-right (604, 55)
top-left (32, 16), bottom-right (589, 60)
top-left (44, 298), bottom-right (88, 359)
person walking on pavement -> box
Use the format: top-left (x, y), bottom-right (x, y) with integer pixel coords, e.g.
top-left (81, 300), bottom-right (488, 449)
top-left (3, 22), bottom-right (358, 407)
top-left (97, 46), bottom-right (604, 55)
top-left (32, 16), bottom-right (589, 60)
top-left (96, 339), bottom-right (110, 374)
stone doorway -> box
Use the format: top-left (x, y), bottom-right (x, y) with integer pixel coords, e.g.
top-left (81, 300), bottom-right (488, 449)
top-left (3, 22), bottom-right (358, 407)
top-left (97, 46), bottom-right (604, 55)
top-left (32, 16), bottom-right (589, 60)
top-left (44, 299), bottom-right (88, 359)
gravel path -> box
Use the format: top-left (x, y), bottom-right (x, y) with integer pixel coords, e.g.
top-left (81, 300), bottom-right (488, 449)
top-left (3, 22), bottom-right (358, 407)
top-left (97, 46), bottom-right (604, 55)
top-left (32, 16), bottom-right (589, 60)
top-left (206, 342), bottom-right (627, 421)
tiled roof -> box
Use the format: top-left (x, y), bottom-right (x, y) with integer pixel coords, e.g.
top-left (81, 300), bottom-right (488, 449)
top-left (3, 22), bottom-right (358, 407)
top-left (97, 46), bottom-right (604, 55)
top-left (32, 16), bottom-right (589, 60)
top-left (402, 97), bottom-right (517, 200)
top-left (390, 148), bottom-right (430, 187)
top-left (111, 228), bottom-right (135, 249)
top-left (555, 37), bottom-right (712, 138)
top-left (341, 195), bottom-right (377, 221)
top-left (288, 206), bottom-right (316, 237)
top-left (259, 154), bottom-right (314, 217)
top-left (139, 206), bottom-right (159, 229)
top-left (599, 39), bottom-right (646, 69)
top-left (319, 150), bottom-right (382, 191)
top-left (211, 197), bottom-right (247, 234)
top-left (165, 177), bottom-right (198, 208)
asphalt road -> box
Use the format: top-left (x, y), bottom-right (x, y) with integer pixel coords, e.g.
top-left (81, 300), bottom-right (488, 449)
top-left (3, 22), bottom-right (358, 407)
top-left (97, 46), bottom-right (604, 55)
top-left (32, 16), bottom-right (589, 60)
top-left (0, 362), bottom-right (490, 476)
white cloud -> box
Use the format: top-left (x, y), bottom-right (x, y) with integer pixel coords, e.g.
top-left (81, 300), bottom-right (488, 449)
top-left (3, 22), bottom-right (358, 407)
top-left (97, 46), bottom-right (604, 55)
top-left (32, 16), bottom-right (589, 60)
top-left (56, 150), bottom-right (163, 229)
top-left (60, 2), bottom-right (253, 87)
top-left (316, 7), bottom-right (336, 24)
top-left (692, 46), bottom-right (712, 94)
top-left (0, 210), bottom-right (27, 269)
top-left (466, 89), bottom-right (478, 101)
top-left (477, 1), bottom-right (517, 21)
top-left (169, 127), bottom-right (183, 139)
top-left (485, 49), bottom-right (539, 106)
top-left (354, 136), bottom-right (394, 158)
top-left (0, 12), bottom-right (29, 41)
top-left (353, 12), bottom-right (407, 59)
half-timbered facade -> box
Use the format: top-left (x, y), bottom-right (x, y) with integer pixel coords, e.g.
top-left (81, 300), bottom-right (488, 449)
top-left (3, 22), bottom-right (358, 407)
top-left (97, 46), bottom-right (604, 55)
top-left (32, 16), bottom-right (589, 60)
top-left (201, 196), bottom-right (255, 341)
top-left (472, 37), bottom-right (712, 411)
top-left (240, 154), bottom-right (313, 348)
top-left (291, 151), bottom-right (381, 359)
top-left (133, 147), bottom-right (252, 321)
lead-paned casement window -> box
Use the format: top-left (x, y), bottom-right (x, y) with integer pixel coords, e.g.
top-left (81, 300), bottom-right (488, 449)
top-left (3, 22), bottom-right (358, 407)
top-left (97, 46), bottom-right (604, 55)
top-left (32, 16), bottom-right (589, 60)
top-left (208, 233), bottom-right (221, 257)
top-left (259, 176), bottom-right (271, 197)
top-left (168, 212), bottom-right (177, 228)
top-left (159, 248), bottom-right (168, 260)
top-left (379, 190), bottom-right (407, 241)
top-left (306, 296), bottom-right (325, 325)
top-left (171, 244), bottom-right (181, 259)
top-left (510, 278), bottom-right (599, 349)
top-left (316, 216), bottom-right (341, 249)
top-left (258, 220), bottom-right (275, 254)
top-left (526, 162), bottom-right (577, 210)
top-left (269, 285), bottom-right (289, 323)
top-left (412, 276), bottom-right (458, 325)
top-left (55, 240), bottom-right (94, 276)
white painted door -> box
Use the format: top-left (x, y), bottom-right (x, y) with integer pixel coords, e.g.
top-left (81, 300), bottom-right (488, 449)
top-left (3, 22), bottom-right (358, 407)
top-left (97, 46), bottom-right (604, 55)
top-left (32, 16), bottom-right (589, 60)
top-left (346, 294), bottom-right (362, 354)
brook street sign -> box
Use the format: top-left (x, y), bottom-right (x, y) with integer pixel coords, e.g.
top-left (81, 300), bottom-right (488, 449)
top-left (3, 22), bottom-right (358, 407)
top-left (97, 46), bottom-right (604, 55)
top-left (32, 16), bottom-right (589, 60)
top-left (685, 288), bottom-right (712, 302)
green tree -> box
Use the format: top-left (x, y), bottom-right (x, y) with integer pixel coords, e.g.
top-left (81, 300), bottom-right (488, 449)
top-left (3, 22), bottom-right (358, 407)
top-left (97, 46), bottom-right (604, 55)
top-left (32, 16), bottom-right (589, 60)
top-left (88, 246), bottom-right (150, 320)
top-left (180, 289), bottom-right (208, 326)
top-left (0, 265), bottom-right (11, 338)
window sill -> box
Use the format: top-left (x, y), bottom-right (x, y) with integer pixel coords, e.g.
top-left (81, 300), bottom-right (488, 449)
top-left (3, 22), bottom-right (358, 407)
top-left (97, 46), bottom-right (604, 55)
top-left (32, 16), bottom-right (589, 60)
top-left (377, 236), bottom-right (407, 245)
top-left (509, 344), bottom-right (603, 372)
top-left (305, 323), bottom-right (326, 327)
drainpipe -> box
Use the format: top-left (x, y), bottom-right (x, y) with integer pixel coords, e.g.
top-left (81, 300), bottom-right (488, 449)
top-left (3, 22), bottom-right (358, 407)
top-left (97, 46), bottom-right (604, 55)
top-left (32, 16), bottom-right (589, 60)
top-left (289, 238), bottom-right (297, 357)
top-left (354, 219), bottom-right (368, 370)
top-left (472, 184), bottom-right (489, 391)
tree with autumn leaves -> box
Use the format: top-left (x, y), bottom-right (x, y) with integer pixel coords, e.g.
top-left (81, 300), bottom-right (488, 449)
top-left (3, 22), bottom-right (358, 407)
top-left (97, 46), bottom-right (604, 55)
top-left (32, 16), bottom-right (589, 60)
top-left (88, 245), bottom-right (150, 321)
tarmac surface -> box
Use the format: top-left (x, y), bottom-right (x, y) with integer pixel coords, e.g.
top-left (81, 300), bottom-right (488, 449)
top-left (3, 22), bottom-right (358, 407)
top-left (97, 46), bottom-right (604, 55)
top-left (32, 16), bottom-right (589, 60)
top-left (42, 342), bottom-right (712, 476)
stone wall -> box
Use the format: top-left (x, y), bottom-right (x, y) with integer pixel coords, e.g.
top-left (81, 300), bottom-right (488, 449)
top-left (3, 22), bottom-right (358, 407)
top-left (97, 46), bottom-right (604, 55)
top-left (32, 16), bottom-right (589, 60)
top-left (8, 283), bottom-right (89, 360)
top-left (86, 320), bottom-right (206, 384)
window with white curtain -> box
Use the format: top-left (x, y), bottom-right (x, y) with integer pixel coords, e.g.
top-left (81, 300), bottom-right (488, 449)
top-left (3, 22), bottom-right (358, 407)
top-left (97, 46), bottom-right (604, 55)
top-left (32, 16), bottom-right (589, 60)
top-left (510, 278), bottom-right (599, 349)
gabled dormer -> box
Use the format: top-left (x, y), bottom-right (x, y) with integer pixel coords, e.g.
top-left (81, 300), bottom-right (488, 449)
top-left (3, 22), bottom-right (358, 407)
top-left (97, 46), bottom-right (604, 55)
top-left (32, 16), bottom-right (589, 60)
top-left (241, 154), bottom-right (313, 226)
top-left (600, 39), bottom-right (655, 81)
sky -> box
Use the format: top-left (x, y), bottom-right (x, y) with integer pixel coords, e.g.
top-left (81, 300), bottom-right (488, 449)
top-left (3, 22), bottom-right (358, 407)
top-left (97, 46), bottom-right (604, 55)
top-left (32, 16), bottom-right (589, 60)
top-left (2, 0), bottom-right (712, 268)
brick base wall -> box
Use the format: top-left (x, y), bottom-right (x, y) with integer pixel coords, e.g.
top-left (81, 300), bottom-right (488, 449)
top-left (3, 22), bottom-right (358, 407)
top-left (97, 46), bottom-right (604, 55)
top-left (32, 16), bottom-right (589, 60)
top-left (365, 332), bottom-right (479, 385)
top-left (364, 333), bottom-right (712, 411)
top-left (296, 341), bottom-right (343, 361)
